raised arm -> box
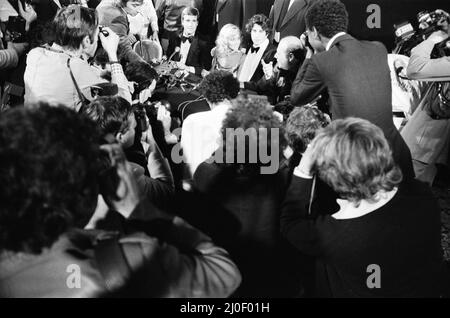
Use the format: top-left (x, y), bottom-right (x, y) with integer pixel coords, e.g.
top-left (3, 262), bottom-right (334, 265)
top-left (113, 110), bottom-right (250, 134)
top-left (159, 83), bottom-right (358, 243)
top-left (407, 31), bottom-right (450, 81)
top-left (290, 56), bottom-right (326, 106)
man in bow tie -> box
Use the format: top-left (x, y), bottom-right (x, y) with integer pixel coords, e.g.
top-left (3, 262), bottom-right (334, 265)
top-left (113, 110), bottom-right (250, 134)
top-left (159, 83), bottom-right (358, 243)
top-left (237, 14), bottom-right (276, 90)
top-left (165, 7), bottom-right (212, 77)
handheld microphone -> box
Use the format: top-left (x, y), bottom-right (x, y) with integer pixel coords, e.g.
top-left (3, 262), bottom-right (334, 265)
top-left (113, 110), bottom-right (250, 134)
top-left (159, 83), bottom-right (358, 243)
top-left (168, 47), bottom-right (181, 62)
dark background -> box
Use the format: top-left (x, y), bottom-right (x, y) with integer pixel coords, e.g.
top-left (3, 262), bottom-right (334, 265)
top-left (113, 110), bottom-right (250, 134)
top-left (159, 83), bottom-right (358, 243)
top-left (254, 0), bottom-right (450, 51)
top-left (341, 0), bottom-right (450, 51)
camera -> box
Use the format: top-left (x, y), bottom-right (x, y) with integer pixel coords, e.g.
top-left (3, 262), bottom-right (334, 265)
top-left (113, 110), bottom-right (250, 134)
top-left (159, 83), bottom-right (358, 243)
top-left (134, 103), bottom-right (149, 133)
top-left (6, 16), bottom-right (27, 43)
top-left (393, 9), bottom-right (450, 57)
top-left (98, 135), bottom-right (126, 201)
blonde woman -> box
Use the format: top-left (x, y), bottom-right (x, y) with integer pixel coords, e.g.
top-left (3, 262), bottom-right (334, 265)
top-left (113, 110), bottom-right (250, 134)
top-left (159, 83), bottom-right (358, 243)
top-left (210, 24), bottom-right (245, 75)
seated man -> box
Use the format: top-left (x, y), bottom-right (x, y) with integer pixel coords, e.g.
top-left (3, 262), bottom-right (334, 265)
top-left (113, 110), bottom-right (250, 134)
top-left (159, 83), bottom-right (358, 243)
top-left (180, 70), bottom-right (240, 178)
top-left (156, 0), bottom-right (203, 50)
top-left (24, 5), bottom-right (131, 110)
top-left (165, 6), bottom-right (212, 77)
top-left (0, 104), bottom-right (241, 297)
top-left (80, 96), bottom-right (175, 210)
top-left (96, 0), bottom-right (147, 63)
top-left (258, 35), bottom-right (305, 105)
top-left (237, 14), bottom-right (276, 90)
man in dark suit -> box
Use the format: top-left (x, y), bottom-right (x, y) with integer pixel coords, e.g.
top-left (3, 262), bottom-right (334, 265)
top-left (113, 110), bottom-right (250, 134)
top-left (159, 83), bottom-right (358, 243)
top-left (270, 0), bottom-right (316, 44)
top-left (165, 6), bottom-right (212, 76)
top-left (238, 14), bottom-right (277, 91)
top-left (290, 0), bottom-right (414, 179)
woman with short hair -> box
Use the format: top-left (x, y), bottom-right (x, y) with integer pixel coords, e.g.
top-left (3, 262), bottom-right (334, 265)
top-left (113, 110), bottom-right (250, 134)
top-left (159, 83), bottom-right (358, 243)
top-left (281, 117), bottom-right (447, 297)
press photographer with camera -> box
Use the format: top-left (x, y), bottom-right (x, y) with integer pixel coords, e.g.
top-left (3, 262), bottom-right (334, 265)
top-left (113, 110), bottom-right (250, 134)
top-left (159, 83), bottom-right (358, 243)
top-left (0, 0), bottom-right (35, 69)
top-left (125, 60), bottom-right (178, 154)
top-left (290, 0), bottom-right (415, 180)
top-left (400, 13), bottom-right (450, 185)
top-left (0, 104), bottom-right (241, 297)
top-left (24, 5), bottom-right (131, 110)
top-left (80, 95), bottom-right (175, 211)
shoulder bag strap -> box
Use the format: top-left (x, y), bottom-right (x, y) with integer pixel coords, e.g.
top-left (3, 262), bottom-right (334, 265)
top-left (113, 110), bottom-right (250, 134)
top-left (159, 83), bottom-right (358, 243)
top-left (66, 58), bottom-right (90, 108)
top-left (94, 235), bottom-right (132, 293)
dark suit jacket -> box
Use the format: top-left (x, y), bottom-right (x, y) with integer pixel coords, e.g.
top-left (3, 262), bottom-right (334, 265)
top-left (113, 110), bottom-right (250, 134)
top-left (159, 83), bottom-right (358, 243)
top-left (242, 43), bottom-right (277, 91)
top-left (166, 33), bottom-right (212, 76)
top-left (192, 160), bottom-right (304, 297)
top-left (253, 67), bottom-right (298, 105)
top-left (270, 0), bottom-right (315, 40)
top-left (290, 34), bottom-right (414, 179)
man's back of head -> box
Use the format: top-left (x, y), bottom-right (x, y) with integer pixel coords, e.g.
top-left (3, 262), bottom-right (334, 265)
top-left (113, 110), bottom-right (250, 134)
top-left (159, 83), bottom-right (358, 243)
top-left (80, 96), bottom-right (135, 148)
top-left (305, 0), bottom-right (348, 39)
top-left (53, 4), bottom-right (98, 51)
top-left (0, 103), bottom-right (101, 254)
top-left (197, 70), bottom-right (240, 106)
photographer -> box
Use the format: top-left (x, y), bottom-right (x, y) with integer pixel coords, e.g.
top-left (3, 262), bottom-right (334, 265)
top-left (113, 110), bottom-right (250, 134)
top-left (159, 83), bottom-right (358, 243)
top-left (80, 95), bottom-right (175, 211)
top-left (24, 5), bottom-right (131, 110)
top-left (401, 19), bottom-right (450, 185)
top-left (289, 0), bottom-right (414, 180)
top-left (125, 60), bottom-right (177, 155)
top-left (0, 104), bottom-right (241, 297)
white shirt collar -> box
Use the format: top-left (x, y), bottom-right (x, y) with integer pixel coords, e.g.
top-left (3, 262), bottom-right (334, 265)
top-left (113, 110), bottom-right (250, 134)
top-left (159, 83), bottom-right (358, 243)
top-left (288, 0), bottom-right (295, 11)
top-left (326, 32), bottom-right (346, 51)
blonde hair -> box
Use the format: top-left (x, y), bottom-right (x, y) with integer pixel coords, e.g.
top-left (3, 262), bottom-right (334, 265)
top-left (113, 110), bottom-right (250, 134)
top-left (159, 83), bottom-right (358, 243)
top-left (215, 24), bottom-right (241, 56)
top-left (310, 118), bottom-right (402, 205)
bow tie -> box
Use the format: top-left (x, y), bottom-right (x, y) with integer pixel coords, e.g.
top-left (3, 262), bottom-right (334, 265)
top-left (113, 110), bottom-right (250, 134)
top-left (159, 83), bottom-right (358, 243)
top-left (181, 35), bottom-right (194, 43)
top-left (249, 46), bottom-right (260, 54)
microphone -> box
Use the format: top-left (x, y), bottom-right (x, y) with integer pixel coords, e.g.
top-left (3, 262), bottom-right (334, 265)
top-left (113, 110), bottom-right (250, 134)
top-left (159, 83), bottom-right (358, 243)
top-left (168, 47), bottom-right (181, 63)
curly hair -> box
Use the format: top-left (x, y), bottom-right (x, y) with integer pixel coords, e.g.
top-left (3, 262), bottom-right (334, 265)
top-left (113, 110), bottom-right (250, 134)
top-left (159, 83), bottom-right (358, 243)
top-left (245, 14), bottom-right (272, 37)
top-left (218, 96), bottom-right (287, 176)
top-left (53, 5), bottom-right (98, 50)
top-left (309, 118), bottom-right (403, 205)
top-left (198, 70), bottom-right (240, 104)
top-left (0, 104), bottom-right (101, 254)
top-left (285, 106), bottom-right (330, 153)
top-left (305, 0), bottom-right (348, 38)
top-left (80, 96), bottom-right (133, 137)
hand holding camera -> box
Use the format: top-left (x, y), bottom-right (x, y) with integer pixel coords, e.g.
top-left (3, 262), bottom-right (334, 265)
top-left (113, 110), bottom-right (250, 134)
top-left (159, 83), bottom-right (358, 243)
top-left (300, 32), bottom-right (314, 58)
top-left (17, 0), bottom-right (37, 32)
top-left (98, 26), bottom-right (120, 62)
top-left (156, 103), bottom-right (172, 135)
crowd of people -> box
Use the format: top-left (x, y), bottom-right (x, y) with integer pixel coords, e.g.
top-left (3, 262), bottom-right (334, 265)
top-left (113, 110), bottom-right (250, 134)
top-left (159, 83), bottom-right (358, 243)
top-left (0, 0), bottom-right (449, 298)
